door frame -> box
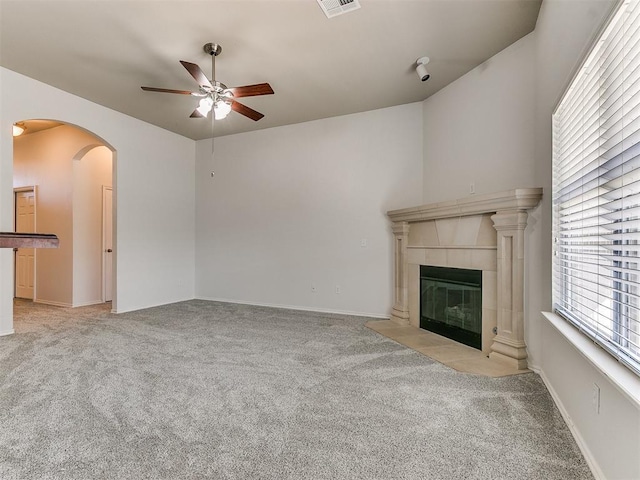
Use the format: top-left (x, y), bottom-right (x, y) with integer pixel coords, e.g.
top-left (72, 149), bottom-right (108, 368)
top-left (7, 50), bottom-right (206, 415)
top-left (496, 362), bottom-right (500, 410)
top-left (13, 186), bottom-right (37, 299)
top-left (102, 185), bottom-right (113, 302)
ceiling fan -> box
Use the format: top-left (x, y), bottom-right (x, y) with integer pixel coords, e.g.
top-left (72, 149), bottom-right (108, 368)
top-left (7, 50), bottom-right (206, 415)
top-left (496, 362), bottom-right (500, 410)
top-left (141, 42), bottom-right (273, 121)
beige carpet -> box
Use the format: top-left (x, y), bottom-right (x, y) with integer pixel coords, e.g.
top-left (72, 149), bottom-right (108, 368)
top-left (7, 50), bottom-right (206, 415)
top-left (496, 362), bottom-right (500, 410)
top-left (0, 299), bottom-right (592, 479)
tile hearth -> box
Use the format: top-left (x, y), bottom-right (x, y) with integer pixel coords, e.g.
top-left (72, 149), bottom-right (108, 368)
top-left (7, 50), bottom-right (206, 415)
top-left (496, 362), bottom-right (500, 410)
top-left (365, 319), bottom-right (530, 377)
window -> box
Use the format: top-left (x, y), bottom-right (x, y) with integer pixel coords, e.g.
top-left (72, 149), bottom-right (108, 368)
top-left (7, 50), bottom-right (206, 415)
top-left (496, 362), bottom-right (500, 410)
top-left (553, 0), bottom-right (640, 375)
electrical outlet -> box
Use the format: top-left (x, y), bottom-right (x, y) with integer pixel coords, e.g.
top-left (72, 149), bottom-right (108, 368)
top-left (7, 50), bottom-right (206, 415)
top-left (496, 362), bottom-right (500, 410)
top-left (469, 182), bottom-right (475, 194)
top-left (592, 383), bottom-right (600, 414)
top-left (311, 284), bottom-right (317, 293)
top-left (335, 285), bottom-right (341, 294)
top-left (360, 239), bottom-right (367, 247)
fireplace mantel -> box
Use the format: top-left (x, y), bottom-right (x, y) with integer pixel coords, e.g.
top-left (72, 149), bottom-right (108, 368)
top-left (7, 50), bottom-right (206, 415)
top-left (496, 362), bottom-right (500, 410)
top-left (387, 188), bottom-right (544, 223)
top-left (387, 188), bottom-right (543, 369)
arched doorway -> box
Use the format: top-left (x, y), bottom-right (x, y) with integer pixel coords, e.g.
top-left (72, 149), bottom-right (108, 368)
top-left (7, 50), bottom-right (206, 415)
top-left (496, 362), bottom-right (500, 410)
top-left (11, 120), bottom-right (116, 312)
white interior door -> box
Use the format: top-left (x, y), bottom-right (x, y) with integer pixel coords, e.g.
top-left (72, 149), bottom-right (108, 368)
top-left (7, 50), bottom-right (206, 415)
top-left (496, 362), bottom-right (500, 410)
top-left (15, 190), bottom-right (35, 299)
top-left (103, 186), bottom-right (113, 302)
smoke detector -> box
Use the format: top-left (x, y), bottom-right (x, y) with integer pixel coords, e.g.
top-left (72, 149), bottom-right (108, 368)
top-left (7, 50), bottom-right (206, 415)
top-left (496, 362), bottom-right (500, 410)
top-left (316, 0), bottom-right (361, 18)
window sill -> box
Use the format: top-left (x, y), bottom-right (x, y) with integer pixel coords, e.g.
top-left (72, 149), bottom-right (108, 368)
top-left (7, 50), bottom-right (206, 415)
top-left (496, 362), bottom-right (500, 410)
top-left (542, 311), bottom-right (640, 408)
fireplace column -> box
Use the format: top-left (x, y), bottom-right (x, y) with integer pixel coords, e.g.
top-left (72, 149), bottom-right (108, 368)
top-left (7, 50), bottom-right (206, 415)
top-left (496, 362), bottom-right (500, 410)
top-left (391, 222), bottom-right (410, 325)
top-left (490, 210), bottom-right (529, 369)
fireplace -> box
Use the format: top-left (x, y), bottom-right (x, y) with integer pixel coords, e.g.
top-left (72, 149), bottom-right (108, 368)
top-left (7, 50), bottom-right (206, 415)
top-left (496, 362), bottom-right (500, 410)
top-left (420, 266), bottom-right (482, 349)
top-left (387, 188), bottom-right (543, 369)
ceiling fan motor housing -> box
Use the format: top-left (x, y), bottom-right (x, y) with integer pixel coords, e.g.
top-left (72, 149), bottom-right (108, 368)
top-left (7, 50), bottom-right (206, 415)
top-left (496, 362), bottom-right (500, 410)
top-left (204, 43), bottom-right (222, 57)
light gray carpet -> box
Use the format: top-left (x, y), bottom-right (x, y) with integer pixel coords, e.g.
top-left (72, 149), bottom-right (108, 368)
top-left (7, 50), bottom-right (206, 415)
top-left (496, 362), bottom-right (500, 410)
top-left (0, 299), bottom-right (592, 480)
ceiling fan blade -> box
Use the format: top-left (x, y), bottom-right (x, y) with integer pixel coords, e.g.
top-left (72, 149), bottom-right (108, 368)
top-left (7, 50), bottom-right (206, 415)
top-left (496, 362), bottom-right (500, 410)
top-left (231, 100), bottom-right (264, 121)
top-left (180, 60), bottom-right (213, 89)
top-left (190, 108), bottom-right (205, 118)
top-left (227, 83), bottom-right (274, 98)
top-left (141, 86), bottom-right (194, 95)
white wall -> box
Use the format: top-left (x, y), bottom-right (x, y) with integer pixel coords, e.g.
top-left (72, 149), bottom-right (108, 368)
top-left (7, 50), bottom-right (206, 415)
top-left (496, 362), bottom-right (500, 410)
top-left (195, 103), bottom-right (423, 317)
top-left (1, 67), bottom-right (196, 334)
top-left (533, 1), bottom-right (640, 479)
top-left (421, 1), bottom-right (640, 478)
top-left (422, 33), bottom-right (536, 204)
top-left (73, 145), bottom-right (112, 307)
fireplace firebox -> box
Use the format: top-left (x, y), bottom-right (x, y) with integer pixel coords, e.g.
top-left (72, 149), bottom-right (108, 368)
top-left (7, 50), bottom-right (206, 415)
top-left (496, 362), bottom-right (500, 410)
top-left (420, 265), bottom-right (482, 349)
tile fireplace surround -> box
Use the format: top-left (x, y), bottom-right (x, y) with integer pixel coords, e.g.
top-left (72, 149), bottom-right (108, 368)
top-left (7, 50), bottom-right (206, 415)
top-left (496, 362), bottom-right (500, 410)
top-left (387, 188), bottom-right (543, 370)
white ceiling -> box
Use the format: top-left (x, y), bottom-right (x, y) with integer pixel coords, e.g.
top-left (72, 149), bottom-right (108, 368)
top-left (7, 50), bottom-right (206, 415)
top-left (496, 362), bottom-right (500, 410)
top-left (0, 0), bottom-right (542, 140)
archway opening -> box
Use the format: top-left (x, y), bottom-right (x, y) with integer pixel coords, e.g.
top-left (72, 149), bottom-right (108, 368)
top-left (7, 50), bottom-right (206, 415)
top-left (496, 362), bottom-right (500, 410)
top-left (12, 119), bottom-right (116, 313)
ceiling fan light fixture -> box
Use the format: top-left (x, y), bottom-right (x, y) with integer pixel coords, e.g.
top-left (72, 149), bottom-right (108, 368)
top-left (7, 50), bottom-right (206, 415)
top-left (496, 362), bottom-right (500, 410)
top-left (196, 96), bottom-right (214, 116)
top-left (141, 42), bottom-right (273, 125)
top-left (12, 122), bottom-right (25, 136)
top-left (214, 98), bottom-right (232, 120)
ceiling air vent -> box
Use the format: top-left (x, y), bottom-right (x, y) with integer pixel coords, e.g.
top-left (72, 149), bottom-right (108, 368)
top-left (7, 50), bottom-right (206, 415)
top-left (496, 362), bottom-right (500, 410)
top-left (316, 0), bottom-right (361, 18)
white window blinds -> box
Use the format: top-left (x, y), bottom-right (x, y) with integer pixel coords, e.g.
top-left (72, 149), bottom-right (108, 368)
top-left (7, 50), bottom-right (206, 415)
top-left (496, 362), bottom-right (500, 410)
top-left (553, 0), bottom-right (640, 375)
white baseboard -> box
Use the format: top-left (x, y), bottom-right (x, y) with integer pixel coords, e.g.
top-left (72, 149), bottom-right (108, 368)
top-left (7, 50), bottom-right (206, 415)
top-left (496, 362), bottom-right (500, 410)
top-left (0, 329), bottom-right (15, 336)
top-left (537, 369), bottom-right (605, 480)
top-left (34, 299), bottom-right (107, 308)
top-left (112, 296), bottom-right (196, 314)
top-left (196, 296), bottom-right (390, 319)
top-left (72, 300), bottom-right (105, 308)
top-left (34, 299), bottom-right (72, 308)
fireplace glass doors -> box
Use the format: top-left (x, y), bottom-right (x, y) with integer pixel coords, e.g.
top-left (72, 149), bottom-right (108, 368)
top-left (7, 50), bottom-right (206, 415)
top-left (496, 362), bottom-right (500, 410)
top-left (420, 265), bottom-right (482, 349)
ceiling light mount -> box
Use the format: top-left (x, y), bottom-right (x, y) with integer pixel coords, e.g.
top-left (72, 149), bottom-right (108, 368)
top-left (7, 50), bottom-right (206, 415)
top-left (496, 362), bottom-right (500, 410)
top-left (203, 43), bottom-right (222, 57)
top-left (416, 56), bottom-right (430, 82)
